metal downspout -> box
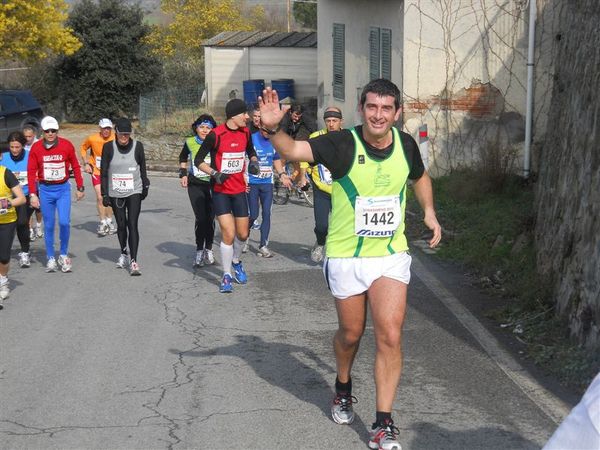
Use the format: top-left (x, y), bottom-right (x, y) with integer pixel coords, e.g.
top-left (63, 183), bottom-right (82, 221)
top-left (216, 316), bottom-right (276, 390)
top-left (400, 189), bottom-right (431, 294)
top-left (524, 0), bottom-right (537, 178)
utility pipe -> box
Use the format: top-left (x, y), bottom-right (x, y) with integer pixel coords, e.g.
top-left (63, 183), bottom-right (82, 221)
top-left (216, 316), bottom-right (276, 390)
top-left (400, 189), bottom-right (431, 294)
top-left (524, 0), bottom-right (537, 178)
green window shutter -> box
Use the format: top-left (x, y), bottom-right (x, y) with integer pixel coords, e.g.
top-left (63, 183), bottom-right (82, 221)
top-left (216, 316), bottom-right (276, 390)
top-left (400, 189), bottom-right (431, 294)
top-left (381, 28), bottom-right (392, 80)
top-left (369, 27), bottom-right (380, 81)
top-left (333, 23), bottom-right (345, 100)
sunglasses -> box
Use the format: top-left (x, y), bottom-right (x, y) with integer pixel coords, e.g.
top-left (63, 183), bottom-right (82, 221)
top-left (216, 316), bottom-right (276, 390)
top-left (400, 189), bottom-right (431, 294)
top-left (44, 129), bottom-right (58, 134)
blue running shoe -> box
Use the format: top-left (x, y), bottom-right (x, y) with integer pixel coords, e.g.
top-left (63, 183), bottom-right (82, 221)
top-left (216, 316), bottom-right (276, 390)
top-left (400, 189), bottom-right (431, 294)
top-left (232, 261), bottom-right (247, 284)
top-left (220, 274), bottom-right (233, 293)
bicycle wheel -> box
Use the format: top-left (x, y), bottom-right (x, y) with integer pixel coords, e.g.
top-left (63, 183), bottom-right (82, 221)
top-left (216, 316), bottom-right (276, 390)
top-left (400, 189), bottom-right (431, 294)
top-left (273, 181), bottom-right (289, 205)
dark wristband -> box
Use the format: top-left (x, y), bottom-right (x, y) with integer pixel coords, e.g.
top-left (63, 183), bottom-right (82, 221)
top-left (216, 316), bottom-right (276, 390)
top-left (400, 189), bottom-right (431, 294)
top-left (77, 186), bottom-right (85, 192)
top-left (179, 168), bottom-right (188, 178)
top-left (259, 124), bottom-right (281, 135)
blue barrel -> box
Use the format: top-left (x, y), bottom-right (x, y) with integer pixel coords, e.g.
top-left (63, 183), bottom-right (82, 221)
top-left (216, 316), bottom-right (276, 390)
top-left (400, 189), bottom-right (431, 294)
top-left (243, 79), bottom-right (265, 108)
top-left (271, 79), bottom-right (295, 102)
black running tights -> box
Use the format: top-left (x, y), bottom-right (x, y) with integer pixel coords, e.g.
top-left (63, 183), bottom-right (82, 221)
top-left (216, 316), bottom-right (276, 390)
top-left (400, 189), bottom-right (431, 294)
top-left (110, 194), bottom-right (142, 261)
top-left (187, 182), bottom-right (215, 251)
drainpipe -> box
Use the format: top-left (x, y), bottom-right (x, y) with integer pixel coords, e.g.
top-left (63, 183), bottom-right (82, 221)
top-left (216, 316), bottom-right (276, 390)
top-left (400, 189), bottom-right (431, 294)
top-left (524, 0), bottom-right (537, 179)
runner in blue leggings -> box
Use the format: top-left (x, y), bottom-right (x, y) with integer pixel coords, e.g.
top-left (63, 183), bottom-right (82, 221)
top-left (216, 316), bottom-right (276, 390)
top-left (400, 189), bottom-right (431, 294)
top-left (27, 116), bottom-right (85, 273)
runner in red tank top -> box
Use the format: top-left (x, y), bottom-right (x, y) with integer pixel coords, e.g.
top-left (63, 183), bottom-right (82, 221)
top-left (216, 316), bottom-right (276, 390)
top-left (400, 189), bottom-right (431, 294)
top-left (194, 99), bottom-right (260, 293)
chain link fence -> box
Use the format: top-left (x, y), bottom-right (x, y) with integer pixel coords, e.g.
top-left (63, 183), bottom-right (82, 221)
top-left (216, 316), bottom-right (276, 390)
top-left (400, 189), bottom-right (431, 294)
top-left (138, 85), bottom-right (207, 135)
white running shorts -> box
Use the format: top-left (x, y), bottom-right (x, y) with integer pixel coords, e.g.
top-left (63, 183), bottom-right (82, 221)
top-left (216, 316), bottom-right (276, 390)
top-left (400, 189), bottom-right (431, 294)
top-left (323, 251), bottom-right (412, 299)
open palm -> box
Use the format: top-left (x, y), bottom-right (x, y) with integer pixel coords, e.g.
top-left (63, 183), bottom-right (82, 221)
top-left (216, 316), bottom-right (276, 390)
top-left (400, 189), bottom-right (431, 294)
top-left (258, 87), bottom-right (290, 129)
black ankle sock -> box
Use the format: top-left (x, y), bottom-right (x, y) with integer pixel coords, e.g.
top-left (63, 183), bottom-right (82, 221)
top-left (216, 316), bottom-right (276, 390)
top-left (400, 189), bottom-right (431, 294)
top-left (335, 376), bottom-right (352, 394)
top-left (375, 411), bottom-right (392, 427)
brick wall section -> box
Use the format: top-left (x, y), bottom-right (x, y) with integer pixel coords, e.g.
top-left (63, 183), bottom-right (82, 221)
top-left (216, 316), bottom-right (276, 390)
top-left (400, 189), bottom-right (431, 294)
top-left (405, 81), bottom-right (504, 119)
top-left (535, 0), bottom-right (600, 348)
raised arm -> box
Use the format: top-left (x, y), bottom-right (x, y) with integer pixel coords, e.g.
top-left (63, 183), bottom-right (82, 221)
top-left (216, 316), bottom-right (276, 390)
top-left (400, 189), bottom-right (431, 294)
top-left (258, 88), bottom-right (314, 163)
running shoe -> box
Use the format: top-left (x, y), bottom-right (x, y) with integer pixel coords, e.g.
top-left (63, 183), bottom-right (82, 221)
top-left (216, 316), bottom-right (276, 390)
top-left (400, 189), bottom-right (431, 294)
top-left (29, 227), bottom-right (36, 241)
top-left (0, 280), bottom-right (9, 300)
top-left (368, 419), bottom-right (402, 450)
top-left (203, 249), bottom-right (215, 265)
top-left (46, 257), bottom-right (58, 273)
top-left (257, 245), bottom-right (273, 258)
top-left (311, 243), bottom-right (324, 263)
top-left (232, 261), bottom-right (247, 284)
top-left (130, 260), bottom-right (141, 276)
top-left (242, 242), bottom-right (249, 253)
top-left (97, 221), bottom-right (108, 236)
top-left (250, 220), bottom-right (261, 230)
top-left (194, 250), bottom-right (204, 268)
top-left (35, 225), bottom-right (43, 238)
top-left (331, 392), bottom-right (357, 425)
top-left (220, 274), bottom-right (233, 293)
top-left (18, 252), bottom-right (31, 268)
top-left (58, 255), bottom-right (72, 273)
top-left (116, 253), bottom-right (129, 269)
top-left (107, 219), bottom-right (117, 235)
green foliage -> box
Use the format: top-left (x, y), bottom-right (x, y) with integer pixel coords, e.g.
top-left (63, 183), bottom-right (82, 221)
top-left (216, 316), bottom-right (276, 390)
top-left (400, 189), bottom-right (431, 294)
top-left (50, 0), bottom-right (162, 121)
top-left (293, 1), bottom-right (317, 30)
top-left (408, 168), bottom-right (599, 392)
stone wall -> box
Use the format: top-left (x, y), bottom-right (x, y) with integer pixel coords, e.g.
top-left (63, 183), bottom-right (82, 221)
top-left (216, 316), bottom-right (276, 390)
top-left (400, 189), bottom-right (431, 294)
top-left (535, 0), bottom-right (600, 348)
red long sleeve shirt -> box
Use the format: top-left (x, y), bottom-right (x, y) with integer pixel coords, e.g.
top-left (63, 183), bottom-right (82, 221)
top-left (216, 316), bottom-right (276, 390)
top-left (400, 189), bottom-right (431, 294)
top-left (27, 137), bottom-right (83, 195)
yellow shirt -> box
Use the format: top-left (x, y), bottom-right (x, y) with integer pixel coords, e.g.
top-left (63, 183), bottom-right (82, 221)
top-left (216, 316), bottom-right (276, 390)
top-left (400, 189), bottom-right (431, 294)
top-left (302, 128), bottom-right (333, 194)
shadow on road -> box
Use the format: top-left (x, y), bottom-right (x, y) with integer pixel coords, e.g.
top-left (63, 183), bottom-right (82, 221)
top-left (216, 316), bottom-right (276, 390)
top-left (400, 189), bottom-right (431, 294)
top-left (86, 245), bottom-right (122, 264)
top-left (173, 334), bottom-right (371, 445)
top-left (410, 421), bottom-right (540, 449)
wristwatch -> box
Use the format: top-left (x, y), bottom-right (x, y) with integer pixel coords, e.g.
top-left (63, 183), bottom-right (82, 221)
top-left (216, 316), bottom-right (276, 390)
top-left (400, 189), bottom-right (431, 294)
top-left (259, 124), bottom-right (281, 135)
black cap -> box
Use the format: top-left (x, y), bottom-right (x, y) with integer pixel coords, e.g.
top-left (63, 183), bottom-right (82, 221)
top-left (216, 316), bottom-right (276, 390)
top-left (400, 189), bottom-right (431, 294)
top-left (225, 98), bottom-right (248, 119)
top-left (114, 117), bottom-right (132, 133)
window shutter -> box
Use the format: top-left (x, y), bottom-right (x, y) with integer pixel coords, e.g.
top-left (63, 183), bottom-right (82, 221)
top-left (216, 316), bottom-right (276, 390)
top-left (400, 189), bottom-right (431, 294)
top-left (369, 27), bottom-right (380, 81)
top-left (333, 23), bottom-right (345, 100)
top-left (381, 28), bottom-right (392, 80)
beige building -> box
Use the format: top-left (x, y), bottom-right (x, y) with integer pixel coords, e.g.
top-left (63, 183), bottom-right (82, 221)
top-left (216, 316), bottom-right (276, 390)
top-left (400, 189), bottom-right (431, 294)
top-left (317, 0), bottom-right (557, 176)
top-left (203, 31), bottom-right (318, 117)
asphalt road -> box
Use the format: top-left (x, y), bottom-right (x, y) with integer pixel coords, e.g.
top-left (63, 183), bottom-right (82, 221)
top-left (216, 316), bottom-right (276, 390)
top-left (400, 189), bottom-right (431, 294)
top-left (0, 174), bottom-right (570, 449)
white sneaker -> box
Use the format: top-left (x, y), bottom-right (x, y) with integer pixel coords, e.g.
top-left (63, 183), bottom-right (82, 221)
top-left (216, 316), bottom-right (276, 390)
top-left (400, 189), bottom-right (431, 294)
top-left (311, 244), bottom-right (324, 263)
top-left (18, 252), bottom-right (31, 268)
top-left (116, 253), bottom-right (129, 269)
top-left (35, 225), bottom-right (43, 238)
top-left (130, 260), bottom-right (141, 276)
top-left (58, 255), bottom-right (72, 273)
top-left (0, 279), bottom-right (9, 300)
top-left (242, 242), bottom-right (249, 253)
top-left (194, 250), bottom-right (204, 268)
top-left (107, 219), bottom-right (117, 235)
top-left (46, 257), bottom-right (58, 273)
top-left (29, 227), bottom-right (36, 241)
top-left (257, 245), bottom-right (273, 258)
top-left (204, 249), bottom-right (215, 265)
top-left (97, 221), bottom-right (108, 236)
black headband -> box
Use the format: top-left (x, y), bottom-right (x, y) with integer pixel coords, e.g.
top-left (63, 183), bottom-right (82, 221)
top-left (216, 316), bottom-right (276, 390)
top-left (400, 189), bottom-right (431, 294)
top-left (323, 110), bottom-right (343, 120)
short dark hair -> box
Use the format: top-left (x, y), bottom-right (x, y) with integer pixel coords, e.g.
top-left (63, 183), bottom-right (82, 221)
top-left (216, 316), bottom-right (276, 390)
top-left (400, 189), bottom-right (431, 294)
top-left (359, 79), bottom-right (401, 110)
top-left (8, 131), bottom-right (26, 146)
top-left (290, 103), bottom-right (304, 114)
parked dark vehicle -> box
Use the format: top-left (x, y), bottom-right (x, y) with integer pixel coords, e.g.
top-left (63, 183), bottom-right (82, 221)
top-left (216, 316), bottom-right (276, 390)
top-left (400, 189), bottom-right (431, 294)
top-left (0, 90), bottom-right (44, 146)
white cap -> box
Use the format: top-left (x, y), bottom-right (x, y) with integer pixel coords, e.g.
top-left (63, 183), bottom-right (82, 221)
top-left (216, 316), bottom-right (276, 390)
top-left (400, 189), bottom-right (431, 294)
top-left (41, 116), bottom-right (59, 131)
top-left (98, 118), bottom-right (113, 128)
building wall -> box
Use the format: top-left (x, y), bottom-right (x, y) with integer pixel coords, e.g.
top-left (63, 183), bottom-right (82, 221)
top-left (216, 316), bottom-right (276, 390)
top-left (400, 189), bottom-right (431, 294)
top-left (205, 46), bottom-right (317, 117)
top-left (317, 0), bottom-right (558, 176)
top-left (249, 47), bottom-right (318, 103)
top-left (317, 0), bottom-right (403, 128)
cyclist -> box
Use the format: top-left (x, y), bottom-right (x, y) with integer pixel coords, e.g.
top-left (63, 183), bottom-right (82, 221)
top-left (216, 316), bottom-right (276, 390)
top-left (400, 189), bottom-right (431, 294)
top-left (80, 118), bottom-right (116, 236)
top-left (301, 106), bottom-right (343, 263)
top-left (27, 116), bottom-right (85, 273)
top-left (259, 79), bottom-right (442, 450)
top-left (194, 98), bottom-right (260, 293)
top-left (179, 114), bottom-right (217, 267)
